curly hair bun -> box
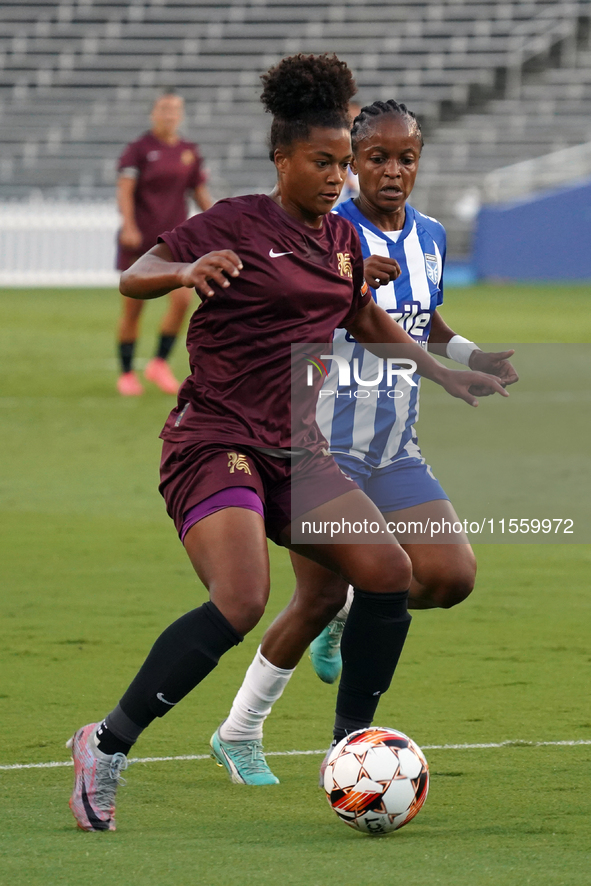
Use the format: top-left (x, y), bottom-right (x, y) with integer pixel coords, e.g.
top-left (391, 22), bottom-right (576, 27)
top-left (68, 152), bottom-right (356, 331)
top-left (261, 54), bottom-right (356, 119)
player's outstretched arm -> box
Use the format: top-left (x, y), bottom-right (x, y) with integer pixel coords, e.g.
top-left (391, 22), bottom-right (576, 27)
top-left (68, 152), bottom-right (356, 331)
top-left (345, 299), bottom-right (509, 407)
top-left (120, 243), bottom-right (242, 300)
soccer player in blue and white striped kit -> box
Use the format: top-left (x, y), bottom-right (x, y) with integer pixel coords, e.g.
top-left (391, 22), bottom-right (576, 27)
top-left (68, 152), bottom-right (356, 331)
top-left (211, 100), bottom-right (518, 784)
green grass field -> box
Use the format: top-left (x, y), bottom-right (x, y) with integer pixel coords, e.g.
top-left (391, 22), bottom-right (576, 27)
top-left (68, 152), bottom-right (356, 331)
top-left (1, 285), bottom-right (590, 886)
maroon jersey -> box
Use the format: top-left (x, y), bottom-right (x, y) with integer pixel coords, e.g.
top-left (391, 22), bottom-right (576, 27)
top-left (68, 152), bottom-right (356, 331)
top-left (118, 131), bottom-right (206, 253)
top-left (159, 194), bottom-right (370, 452)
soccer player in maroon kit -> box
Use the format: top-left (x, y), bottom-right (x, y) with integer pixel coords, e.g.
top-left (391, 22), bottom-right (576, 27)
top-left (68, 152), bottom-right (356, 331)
top-left (116, 91), bottom-right (213, 396)
top-left (67, 54), bottom-right (507, 831)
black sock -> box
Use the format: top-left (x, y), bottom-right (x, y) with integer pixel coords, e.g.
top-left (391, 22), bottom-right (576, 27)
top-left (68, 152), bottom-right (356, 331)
top-left (334, 589), bottom-right (411, 743)
top-left (156, 334), bottom-right (176, 361)
top-left (113, 602), bottom-right (242, 737)
top-left (96, 703), bottom-right (147, 754)
top-left (96, 719), bottom-right (132, 756)
top-left (119, 340), bottom-right (136, 374)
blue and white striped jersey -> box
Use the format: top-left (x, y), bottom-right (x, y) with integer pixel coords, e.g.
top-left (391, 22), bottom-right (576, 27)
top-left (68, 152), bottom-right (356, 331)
top-left (317, 198), bottom-right (446, 468)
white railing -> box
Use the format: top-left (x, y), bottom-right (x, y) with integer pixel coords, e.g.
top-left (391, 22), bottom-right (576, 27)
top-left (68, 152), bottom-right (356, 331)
top-left (0, 200), bottom-right (120, 285)
top-left (483, 141), bottom-right (591, 204)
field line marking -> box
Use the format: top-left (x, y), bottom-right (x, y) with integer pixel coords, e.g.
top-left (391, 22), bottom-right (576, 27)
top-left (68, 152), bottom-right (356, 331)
top-left (1, 739), bottom-right (591, 771)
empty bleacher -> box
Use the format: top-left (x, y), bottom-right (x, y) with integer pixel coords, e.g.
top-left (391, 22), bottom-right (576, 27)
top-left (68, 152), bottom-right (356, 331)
top-left (412, 33), bottom-right (591, 252)
top-left (0, 0), bottom-right (589, 254)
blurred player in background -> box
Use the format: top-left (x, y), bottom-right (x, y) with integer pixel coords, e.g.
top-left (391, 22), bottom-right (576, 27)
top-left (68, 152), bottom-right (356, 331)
top-left (116, 91), bottom-right (214, 396)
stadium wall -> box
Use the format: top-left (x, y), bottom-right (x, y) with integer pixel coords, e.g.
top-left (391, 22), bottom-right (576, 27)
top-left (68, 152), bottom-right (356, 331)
top-left (474, 179), bottom-right (591, 281)
top-left (0, 202), bottom-right (119, 286)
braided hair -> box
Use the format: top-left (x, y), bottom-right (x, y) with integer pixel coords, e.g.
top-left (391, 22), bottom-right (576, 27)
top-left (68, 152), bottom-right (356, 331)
top-left (261, 54), bottom-right (357, 161)
top-left (351, 100), bottom-right (423, 150)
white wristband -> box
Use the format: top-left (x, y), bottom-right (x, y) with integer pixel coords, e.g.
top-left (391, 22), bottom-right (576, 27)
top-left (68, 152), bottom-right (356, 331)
top-left (446, 335), bottom-right (480, 366)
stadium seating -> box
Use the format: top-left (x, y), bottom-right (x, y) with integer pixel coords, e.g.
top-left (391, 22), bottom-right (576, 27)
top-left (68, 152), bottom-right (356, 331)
top-left (412, 41), bottom-right (591, 251)
top-left (0, 0), bottom-right (589, 254)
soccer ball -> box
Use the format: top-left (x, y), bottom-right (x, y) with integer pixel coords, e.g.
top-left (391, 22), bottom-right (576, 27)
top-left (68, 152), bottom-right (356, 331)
top-left (323, 727), bottom-right (429, 836)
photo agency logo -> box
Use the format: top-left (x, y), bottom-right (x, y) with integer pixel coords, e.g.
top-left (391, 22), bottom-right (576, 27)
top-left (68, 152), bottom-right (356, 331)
top-left (304, 353), bottom-right (418, 399)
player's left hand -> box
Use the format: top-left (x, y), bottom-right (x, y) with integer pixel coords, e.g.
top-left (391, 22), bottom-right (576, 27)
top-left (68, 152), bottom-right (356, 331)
top-left (467, 349), bottom-right (518, 396)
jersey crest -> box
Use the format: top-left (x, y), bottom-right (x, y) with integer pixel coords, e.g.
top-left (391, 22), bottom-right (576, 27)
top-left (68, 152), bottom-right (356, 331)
top-left (424, 253), bottom-right (439, 285)
top-left (227, 452), bottom-right (251, 475)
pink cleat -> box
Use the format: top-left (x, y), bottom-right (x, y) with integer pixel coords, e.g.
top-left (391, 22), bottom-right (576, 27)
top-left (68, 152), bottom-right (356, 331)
top-left (144, 357), bottom-right (180, 395)
top-left (67, 723), bottom-right (128, 832)
top-left (117, 371), bottom-right (144, 396)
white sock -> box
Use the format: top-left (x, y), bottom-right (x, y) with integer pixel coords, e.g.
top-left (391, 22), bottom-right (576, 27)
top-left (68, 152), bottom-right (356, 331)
top-left (335, 585), bottom-right (354, 621)
top-left (219, 646), bottom-right (295, 741)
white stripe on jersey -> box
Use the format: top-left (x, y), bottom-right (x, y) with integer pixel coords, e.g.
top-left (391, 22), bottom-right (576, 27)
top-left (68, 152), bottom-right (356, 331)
top-left (404, 222), bottom-right (434, 311)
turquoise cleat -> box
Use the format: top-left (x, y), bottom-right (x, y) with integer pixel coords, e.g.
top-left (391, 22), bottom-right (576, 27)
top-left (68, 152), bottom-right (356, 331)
top-left (210, 727), bottom-right (279, 785)
top-left (309, 615), bottom-right (347, 684)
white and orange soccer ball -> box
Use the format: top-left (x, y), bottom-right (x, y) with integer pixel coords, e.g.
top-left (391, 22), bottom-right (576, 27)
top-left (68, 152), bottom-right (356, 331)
top-left (323, 727), bottom-right (429, 836)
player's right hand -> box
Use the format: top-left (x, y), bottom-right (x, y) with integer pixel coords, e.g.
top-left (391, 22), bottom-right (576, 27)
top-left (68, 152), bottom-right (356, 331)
top-left (119, 224), bottom-right (143, 250)
top-left (363, 255), bottom-right (401, 288)
top-left (180, 250), bottom-right (243, 298)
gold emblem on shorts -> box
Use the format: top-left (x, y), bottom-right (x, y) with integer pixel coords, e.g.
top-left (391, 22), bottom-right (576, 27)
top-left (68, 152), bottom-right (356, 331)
top-left (227, 452), bottom-right (251, 475)
top-left (337, 252), bottom-right (353, 278)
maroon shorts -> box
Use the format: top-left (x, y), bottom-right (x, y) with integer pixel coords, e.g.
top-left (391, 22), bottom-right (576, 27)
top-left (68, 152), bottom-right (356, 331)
top-left (159, 439), bottom-right (358, 545)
